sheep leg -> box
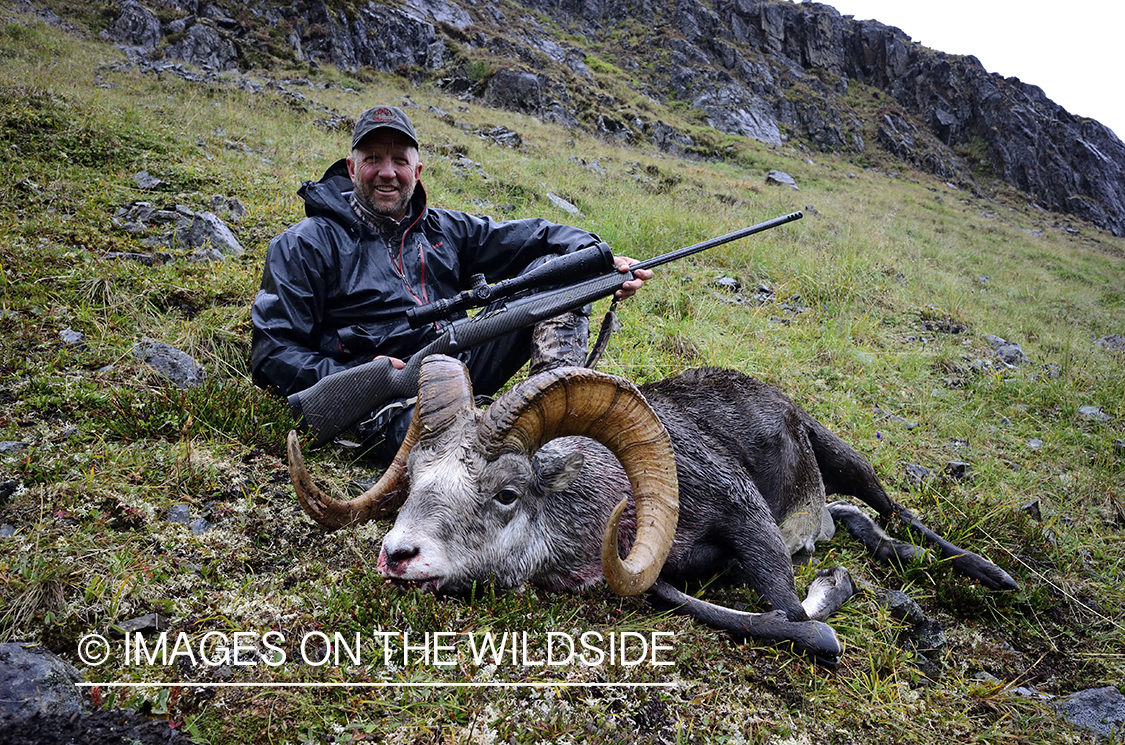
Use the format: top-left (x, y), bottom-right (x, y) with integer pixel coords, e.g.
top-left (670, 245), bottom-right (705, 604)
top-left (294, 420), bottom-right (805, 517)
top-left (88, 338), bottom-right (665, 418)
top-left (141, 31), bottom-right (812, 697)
top-left (647, 579), bottom-right (843, 666)
top-left (801, 565), bottom-right (857, 622)
top-left (721, 505), bottom-right (813, 622)
top-left (670, 463), bottom-right (813, 622)
top-left (805, 418), bottom-right (1018, 591)
top-left (827, 501), bottom-right (929, 567)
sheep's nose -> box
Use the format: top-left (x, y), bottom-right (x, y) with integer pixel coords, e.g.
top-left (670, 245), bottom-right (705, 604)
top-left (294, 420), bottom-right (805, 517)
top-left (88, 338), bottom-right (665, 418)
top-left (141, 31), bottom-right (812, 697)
top-left (384, 545), bottom-right (419, 572)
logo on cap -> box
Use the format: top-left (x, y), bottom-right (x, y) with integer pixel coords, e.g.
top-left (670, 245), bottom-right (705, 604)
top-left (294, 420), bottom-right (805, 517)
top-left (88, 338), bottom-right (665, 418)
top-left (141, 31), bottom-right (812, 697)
top-left (370, 106), bottom-right (396, 122)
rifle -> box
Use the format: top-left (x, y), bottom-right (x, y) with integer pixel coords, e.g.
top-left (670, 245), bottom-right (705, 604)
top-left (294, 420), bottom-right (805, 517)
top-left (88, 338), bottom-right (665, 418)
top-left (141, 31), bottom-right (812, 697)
top-left (289, 210), bottom-right (803, 447)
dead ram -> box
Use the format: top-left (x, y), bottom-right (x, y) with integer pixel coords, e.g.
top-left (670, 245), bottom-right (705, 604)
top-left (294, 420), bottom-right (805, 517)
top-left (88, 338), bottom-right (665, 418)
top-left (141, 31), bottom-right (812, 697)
top-left (288, 355), bottom-right (1017, 663)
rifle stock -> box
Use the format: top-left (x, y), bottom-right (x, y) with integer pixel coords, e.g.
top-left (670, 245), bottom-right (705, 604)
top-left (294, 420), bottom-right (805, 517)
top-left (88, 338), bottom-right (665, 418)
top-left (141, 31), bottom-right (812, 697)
top-left (289, 211), bottom-right (802, 447)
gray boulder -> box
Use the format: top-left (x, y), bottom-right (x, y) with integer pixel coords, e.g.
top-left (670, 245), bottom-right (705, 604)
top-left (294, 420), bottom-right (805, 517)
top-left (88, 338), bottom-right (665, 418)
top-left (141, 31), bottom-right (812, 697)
top-left (651, 121), bottom-right (695, 157)
top-left (164, 22), bottom-right (238, 71)
top-left (209, 195), bottom-right (246, 223)
top-left (0, 643), bottom-right (85, 725)
top-left (984, 334), bottom-right (1028, 367)
top-left (179, 210), bottom-right (243, 257)
top-left (1094, 334), bottom-right (1125, 353)
top-left (693, 85), bottom-right (782, 146)
top-left (766, 170), bottom-right (799, 190)
top-left (401, 0), bottom-right (472, 30)
top-left (483, 70), bottom-right (543, 115)
top-left (133, 337), bottom-right (206, 388)
top-left (302, 1), bottom-right (436, 73)
top-left (1053, 686), bottom-right (1125, 738)
top-left (133, 170), bottom-right (165, 191)
top-left (1078, 405), bottom-right (1111, 423)
top-left (546, 193), bottom-right (582, 217)
top-left (101, 0), bottom-right (161, 48)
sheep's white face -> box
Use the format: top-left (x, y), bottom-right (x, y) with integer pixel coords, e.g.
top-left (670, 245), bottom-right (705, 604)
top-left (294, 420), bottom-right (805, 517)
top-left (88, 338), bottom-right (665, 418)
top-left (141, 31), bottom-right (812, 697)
top-left (377, 420), bottom-right (585, 594)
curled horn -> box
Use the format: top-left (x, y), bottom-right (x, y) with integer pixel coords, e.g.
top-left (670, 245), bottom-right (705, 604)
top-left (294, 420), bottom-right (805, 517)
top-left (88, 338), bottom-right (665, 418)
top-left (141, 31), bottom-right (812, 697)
top-left (288, 356), bottom-right (475, 530)
top-left (482, 366), bottom-right (679, 596)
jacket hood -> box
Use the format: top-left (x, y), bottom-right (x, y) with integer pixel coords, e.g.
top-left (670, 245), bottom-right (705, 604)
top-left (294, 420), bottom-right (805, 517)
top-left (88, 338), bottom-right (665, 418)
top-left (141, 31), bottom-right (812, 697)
top-left (298, 158), bottom-right (428, 234)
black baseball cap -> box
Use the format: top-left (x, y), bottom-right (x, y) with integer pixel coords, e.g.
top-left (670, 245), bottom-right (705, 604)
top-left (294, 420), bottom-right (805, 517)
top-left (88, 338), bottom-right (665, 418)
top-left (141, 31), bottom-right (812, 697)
top-left (351, 105), bottom-right (419, 149)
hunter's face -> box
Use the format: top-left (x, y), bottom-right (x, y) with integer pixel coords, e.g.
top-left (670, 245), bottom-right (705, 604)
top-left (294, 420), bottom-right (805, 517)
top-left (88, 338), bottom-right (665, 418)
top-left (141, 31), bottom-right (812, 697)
top-left (347, 130), bottom-right (422, 222)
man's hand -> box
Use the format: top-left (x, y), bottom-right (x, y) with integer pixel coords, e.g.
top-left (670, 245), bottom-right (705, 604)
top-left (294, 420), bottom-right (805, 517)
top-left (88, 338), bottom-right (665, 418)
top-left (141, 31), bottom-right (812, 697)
top-left (377, 355), bottom-right (406, 370)
top-left (613, 256), bottom-right (653, 300)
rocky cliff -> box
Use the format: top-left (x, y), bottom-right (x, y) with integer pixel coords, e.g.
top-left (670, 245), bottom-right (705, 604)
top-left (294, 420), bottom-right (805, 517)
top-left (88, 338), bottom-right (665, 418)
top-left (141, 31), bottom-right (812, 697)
top-left (61, 0), bottom-right (1125, 235)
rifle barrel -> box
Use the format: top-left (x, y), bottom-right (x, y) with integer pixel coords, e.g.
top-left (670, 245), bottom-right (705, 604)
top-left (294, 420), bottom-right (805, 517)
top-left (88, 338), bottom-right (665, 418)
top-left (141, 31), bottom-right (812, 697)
top-left (632, 211), bottom-right (803, 273)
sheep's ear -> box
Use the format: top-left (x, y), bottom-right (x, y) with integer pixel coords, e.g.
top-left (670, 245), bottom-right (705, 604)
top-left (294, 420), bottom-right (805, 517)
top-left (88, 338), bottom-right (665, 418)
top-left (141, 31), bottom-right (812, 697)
top-left (534, 450), bottom-right (585, 495)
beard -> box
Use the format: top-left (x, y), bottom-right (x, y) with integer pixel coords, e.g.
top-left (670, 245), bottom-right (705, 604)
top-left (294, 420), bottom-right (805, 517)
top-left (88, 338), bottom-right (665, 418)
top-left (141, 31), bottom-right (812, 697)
top-left (354, 178), bottom-right (415, 222)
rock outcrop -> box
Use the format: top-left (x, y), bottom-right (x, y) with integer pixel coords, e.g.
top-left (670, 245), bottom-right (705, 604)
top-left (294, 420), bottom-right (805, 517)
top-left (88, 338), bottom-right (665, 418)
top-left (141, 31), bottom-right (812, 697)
top-left (89, 0), bottom-right (1125, 237)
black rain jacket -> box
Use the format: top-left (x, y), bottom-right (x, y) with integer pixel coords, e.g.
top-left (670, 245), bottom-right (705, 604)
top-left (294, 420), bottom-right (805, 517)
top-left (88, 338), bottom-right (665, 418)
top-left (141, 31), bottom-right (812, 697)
top-left (251, 160), bottom-right (602, 396)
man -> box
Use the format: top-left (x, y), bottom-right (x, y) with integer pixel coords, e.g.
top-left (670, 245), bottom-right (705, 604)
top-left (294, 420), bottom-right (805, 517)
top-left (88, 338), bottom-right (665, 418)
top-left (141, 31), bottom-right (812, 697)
top-left (251, 105), bottom-right (651, 461)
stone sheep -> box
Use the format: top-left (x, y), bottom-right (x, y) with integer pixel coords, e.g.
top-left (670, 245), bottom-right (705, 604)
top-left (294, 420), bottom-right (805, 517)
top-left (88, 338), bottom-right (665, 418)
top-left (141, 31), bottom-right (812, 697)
top-left (288, 355), bottom-right (1017, 664)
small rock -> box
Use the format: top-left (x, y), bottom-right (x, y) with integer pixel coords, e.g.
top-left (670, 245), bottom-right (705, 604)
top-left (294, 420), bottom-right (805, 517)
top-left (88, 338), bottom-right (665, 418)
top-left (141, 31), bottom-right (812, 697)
top-left (912, 618), bottom-right (946, 653)
top-left (477, 126), bottom-right (522, 148)
top-left (714, 276), bottom-right (741, 293)
top-left (1078, 405), bottom-right (1110, 422)
top-left (133, 170), bottom-right (165, 190)
top-left (1013, 685), bottom-right (1054, 701)
top-left (103, 251), bottom-right (171, 267)
top-left (911, 650), bottom-right (942, 680)
top-left (0, 525), bottom-right (14, 538)
top-left (173, 210), bottom-right (242, 257)
top-left (189, 247), bottom-right (226, 263)
top-left (166, 504), bottom-right (192, 524)
top-left (1093, 334), bottom-right (1125, 353)
top-left (874, 407), bottom-right (918, 430)
top-left (1027, 437), bottom-right (1043, 450)
top-left (749, 284), bottom-right (775, 304)
top-left (1053, 686), bottom-right (1125, 738)
top-left (190, 517), bottom-right (213, 535)
top-left (765, 169), bottom-right (799, 189)
top-left (133, 337), bottom-right (205, 388)
top-left (903, 463), bottom-right (933, 486)
top-left (1021, 500), bottom-right (1043, 522)
top-left (59, 328), bottom-right (84, 346)
top-left (111, 613), bottom-right (167, 637)
top-left (874, 589), bottom-right (925, 624)
top-left (0, 442), bottom-right (29, 454)
top-left (946, 461), bottom-right (972, 481)
top-left (984, 334), bottom-right (1027, 366)
top-left (0, 643), bottom-right (85, 724)
top-left (209, 195), bottom-right (246, 222)
top-left (546, 192), bottom-right (581, 216)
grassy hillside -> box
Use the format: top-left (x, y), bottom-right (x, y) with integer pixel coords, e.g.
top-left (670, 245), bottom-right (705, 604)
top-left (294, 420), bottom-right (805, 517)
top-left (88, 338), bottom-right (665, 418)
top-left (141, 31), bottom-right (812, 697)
top-left (2, 5), bottom-right (1124, 743)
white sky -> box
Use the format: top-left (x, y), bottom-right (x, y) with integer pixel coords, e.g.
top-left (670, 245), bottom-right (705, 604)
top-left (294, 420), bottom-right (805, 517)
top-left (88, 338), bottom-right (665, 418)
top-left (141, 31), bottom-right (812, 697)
top-left (814, 0), bottom-right (1125, 139)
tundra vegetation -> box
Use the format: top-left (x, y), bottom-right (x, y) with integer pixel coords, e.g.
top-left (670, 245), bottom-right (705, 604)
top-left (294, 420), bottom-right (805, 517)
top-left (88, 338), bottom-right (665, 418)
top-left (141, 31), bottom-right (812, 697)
top-left (1, 5), bottom-right (1124, 744)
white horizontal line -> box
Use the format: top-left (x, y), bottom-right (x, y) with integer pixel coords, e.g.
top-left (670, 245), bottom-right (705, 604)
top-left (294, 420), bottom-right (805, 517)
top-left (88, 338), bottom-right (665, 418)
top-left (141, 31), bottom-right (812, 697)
top-left (76, 681), bottom-right (675, 689)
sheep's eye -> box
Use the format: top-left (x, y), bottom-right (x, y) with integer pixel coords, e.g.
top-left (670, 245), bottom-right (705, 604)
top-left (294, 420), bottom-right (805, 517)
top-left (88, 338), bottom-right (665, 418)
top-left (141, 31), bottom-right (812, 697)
top-left (494, 489), bottom-right (520, 506)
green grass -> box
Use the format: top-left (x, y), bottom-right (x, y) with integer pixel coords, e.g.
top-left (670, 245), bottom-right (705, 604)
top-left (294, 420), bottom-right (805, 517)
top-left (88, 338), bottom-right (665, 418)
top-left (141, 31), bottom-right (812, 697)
top-left (2, 5), bottom-right (1125, 744)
